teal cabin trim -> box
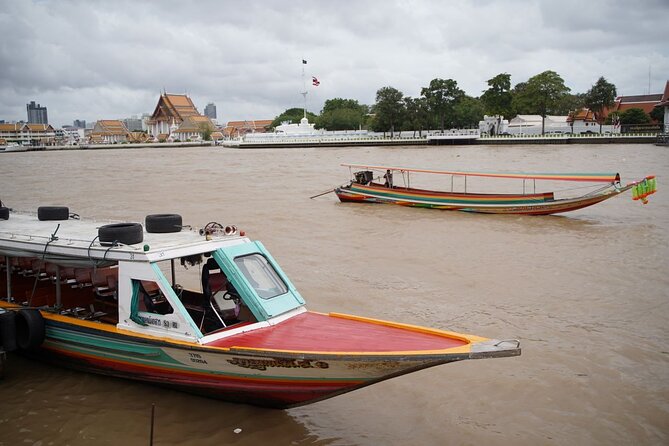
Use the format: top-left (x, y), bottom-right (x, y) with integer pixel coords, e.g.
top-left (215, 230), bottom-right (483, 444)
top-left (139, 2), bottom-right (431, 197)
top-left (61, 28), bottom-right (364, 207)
top-left (149, 263), bottom-right (202, 337)
top-left (213, 243), bottom-right (304, 321)
top-left (129, 280), bottom-right (147, 326)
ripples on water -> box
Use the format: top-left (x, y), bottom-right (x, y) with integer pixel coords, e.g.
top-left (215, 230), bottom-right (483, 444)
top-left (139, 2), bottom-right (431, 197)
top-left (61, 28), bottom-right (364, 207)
top-left (0, 144), bottom-right (667, 445)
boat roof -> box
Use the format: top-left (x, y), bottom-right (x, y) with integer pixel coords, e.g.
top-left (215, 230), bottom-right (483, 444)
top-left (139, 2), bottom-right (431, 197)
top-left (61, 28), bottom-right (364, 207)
top-left (342, 163), bottom-right (621, 183)
top-left (0, 211), bottom-right (248, 263)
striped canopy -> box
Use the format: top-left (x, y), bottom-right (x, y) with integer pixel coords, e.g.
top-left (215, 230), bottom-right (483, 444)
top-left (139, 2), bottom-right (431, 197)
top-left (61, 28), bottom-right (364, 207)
top-left (341, 163), bottom-right (621, 183)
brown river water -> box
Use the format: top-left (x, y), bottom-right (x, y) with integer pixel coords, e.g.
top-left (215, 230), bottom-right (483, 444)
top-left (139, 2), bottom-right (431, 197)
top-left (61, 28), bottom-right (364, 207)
top-left (1, 143), bottom-right (668, 445)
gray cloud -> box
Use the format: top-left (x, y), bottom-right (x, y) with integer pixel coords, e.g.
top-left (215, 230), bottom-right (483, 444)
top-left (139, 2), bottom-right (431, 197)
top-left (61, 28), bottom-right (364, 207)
top-left (1, 0), bottom-right (667, 127)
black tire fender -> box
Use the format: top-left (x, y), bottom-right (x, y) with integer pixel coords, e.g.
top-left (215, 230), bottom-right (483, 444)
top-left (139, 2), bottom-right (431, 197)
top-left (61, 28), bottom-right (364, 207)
top-left (0, 206), bottom-right (9, 220)
top-left (15, 309), bottom-right (45, 350)
top-left (98, 222), bottom-right (144, 246)
top-left (0, 310), bottom-right (17, 352)
top-left (145, 214), bottom-right (182, 233)
top-left (38, 206), bottom-right (70, 221)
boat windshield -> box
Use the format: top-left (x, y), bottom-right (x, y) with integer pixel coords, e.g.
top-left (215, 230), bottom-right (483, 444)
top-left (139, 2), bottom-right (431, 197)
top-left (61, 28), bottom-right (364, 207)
top-left (233, 254), bottom-right (288, 299)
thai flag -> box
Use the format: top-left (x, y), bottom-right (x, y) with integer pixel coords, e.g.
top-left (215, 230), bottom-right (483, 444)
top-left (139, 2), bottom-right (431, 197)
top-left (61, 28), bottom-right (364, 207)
top-left (312, 76), bottom-right (320, 86)
top-left (613, 115), bottom-right (620, 129)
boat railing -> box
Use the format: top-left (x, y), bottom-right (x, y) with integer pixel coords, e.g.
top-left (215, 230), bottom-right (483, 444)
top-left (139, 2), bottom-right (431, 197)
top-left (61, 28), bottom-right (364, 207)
top-left (480, 132), bottom-right (659, 139)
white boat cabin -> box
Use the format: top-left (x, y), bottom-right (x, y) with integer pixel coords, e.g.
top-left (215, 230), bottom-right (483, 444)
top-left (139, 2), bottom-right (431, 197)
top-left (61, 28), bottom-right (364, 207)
top-left (0, 212), bottom-right (306, 344)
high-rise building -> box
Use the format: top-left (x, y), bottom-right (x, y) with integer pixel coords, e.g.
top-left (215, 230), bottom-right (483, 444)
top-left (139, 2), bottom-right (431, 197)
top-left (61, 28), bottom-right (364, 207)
top-left (204, 102), bottom-right (217, 119)
top-left (27, 101), bottom-right (48, 124)
top-left (73, 119), bottom-right (86, 128)
top-left (122, 116), bottom-right (143, 132)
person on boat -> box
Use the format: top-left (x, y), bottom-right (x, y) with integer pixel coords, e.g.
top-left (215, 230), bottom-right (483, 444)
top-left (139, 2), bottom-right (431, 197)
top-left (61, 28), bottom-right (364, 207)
top-left (384, 170), bottom-right (393, 188)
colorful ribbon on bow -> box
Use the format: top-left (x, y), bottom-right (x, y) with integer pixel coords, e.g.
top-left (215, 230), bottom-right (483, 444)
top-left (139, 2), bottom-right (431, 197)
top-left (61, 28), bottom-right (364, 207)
top-left (632, 176), bottom-right (657, 204)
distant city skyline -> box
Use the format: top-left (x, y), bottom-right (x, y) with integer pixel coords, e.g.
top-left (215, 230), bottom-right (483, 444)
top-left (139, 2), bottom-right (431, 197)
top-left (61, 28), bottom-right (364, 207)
top-left (1, 0), bottom-right (668, 128)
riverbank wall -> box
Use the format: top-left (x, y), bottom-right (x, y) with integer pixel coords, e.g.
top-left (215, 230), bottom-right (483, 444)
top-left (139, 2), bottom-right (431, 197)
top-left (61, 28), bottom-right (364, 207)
top-left (4, 134), bottom-right (662, 152)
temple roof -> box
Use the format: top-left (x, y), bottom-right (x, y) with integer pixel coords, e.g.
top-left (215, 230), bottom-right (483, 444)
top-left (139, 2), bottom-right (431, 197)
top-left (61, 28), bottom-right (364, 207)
top-left (149, 93), bottom-right (200, 123)
top-left (92, 120), bottom-right (129, 135)
top-left (656, 81), bottom-right (669, 107)
top-left (173, 115), bottom-right (215, 133)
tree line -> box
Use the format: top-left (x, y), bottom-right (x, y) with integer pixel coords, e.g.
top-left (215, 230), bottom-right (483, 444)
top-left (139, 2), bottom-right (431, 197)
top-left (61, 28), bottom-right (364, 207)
top-left (272, 71), bottom-right (663, 135)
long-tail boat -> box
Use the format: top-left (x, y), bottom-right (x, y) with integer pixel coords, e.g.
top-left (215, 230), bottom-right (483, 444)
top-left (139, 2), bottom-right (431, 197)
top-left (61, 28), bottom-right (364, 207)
top-left (0, 207), bottom-right (519, 408)
top-left (334, 163), bottom-right (656, 215)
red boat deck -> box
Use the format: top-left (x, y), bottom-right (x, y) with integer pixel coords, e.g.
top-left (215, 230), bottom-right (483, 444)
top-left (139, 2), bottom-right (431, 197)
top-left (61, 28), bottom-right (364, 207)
top-left (205, 312), bottom-right (468, 353)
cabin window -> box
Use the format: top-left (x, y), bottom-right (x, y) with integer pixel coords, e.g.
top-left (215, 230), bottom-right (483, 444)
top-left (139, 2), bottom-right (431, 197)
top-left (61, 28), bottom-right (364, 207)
top-left (129, 279), bottom-right (173, 325)
top-left (233, 254), bottom-right (288, 299)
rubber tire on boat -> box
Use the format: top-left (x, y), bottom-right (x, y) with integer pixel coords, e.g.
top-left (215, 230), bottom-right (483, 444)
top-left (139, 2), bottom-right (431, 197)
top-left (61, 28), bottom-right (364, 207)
top-left (37, 206), bottom-right (70, 221)
top-left (0, 310), bottom-right (17, 352)
top-left (145, 214), bottom-right (182, 233)
top-left (15, 309), bottom-right (45, 351)
top-left (98, 223), bottom-right (144, 246)
top-left (0, 206), bottom-right (9, 220)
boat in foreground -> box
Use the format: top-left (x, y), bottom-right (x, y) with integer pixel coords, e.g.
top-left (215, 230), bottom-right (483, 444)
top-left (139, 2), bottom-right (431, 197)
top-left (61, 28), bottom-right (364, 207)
top-left (0, 207), bottom-right (519, 408)
top-left (334, 163), bottom-right (656, 215)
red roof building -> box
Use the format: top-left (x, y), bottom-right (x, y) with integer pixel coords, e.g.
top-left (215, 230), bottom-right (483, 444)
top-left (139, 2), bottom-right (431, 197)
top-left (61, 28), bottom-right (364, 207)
top-left (655, 80), bottom-right (669, 131)
top-left (223, 120), bottom-right (273, 138)
top-left (611, 93), bottom-right (663, 115)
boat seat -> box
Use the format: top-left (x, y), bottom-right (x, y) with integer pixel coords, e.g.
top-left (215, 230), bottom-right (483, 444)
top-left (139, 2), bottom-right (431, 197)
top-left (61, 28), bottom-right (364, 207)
top-left (27, 259), bottom-right (49, 280)
top-left (92, 267), bottom-right (116, 287)
top-left (139, 280), bottom-right (172, 314)
top-left (44, 263), bottom-right (77, 285)
top-left (141, 280), bottom-right (161, 296)
top-left (208, 272), bottom-right (227, 296)
top-left (17, 257), bottom-right (38, 276)
top-left (31, 259), bottom-right (46, 272)
top-left (95, 272), bottom-right (118, 301)
top-left (74, 268), bottom-right (93, 287)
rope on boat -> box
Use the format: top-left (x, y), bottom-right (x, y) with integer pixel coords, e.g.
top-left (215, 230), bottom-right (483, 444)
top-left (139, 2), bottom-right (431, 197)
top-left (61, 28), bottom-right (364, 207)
top-left (27, 224), bottom-right (61, 306)
top-left (86, 236), bottom-right (100, 263)
top-left (581, 184), bottom-right (615, 198)
top-left (102, 240), bottom-right (120, 262)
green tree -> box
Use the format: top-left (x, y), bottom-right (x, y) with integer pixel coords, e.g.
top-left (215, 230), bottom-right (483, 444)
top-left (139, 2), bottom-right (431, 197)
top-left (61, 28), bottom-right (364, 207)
top-left (198, 122), bottom-right (213, 141)
top-left (481, 73), bottom-right (513, 118)
top-left (452, 96), bottom-right (485, 128)
top-left (373, 86), bottom-right (405, 136)
top-left (421, 78), bottom-right (465, 132)
top-left (584, 77), bottom-right (617, 133)
top-left (510, 81), bottom-right (531, 115)
top-left (317, 98), bottom-right (368, 130)
top-left (403, 96), bottom-right (430, 137)
top-left (556, 93), bottom-right (586, 116)
top-left (512, 71), bottom-right (571, 134)
top-left (650, 105), bottom-right (664, 124)
top-left (270, 108), bottom-right (318, 128)
top-left (619, 108), bottom-right (651, 125)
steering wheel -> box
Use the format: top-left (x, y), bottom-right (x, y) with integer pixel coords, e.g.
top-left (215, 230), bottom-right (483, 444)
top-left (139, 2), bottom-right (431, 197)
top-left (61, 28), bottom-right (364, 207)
top-left (222, 288), bottom-right (241, 302)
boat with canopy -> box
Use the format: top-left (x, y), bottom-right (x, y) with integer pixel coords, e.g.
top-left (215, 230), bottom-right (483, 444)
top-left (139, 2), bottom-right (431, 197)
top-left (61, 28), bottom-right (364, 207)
top-left (0, 205), bottom-right (520, 408)
top-left (334, 163), bottom-right (656, 215)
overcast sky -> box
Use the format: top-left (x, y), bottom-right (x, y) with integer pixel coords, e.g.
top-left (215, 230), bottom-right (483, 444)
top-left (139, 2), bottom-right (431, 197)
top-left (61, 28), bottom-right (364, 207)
top-left (1, 0), bottom-right (668, 128)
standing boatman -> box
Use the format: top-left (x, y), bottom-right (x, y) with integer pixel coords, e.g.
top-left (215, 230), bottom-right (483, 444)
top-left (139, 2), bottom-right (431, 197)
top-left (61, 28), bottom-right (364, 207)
top-left (383, 169), bottom-right (393, 188)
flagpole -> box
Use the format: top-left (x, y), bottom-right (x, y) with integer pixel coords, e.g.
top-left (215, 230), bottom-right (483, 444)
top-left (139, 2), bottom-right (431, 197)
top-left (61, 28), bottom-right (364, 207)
top-left (301, 59), bottom-right (307, 119)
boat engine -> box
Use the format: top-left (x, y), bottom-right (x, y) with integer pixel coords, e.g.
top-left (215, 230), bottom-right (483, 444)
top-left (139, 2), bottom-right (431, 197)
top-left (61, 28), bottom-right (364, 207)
top-left (354, 171), bottom-right (374, 185)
